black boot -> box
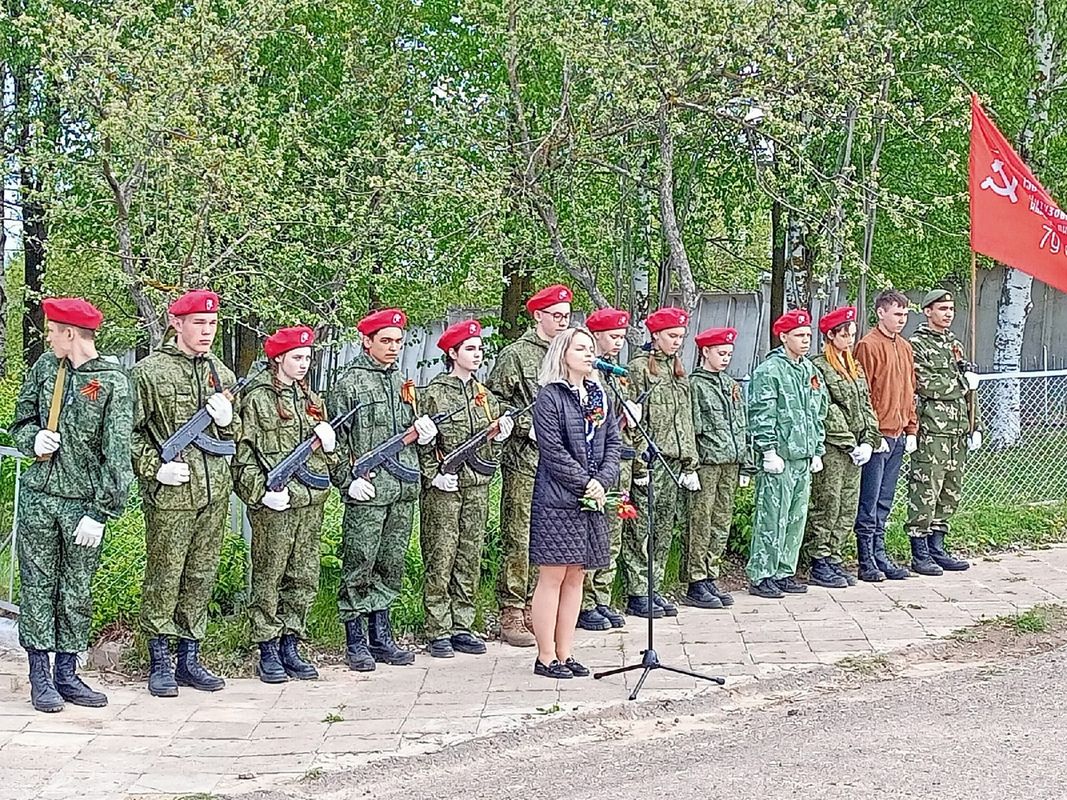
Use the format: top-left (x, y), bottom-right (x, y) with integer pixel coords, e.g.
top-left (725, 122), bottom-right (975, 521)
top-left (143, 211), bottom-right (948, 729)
top-left (147, 636), bottom-right (178, 698)
top-left (625, 595), bottom-right (664, 619)
top-left (872, 533), bottom-right (909, 579)
top-left (829, 561), bottom-right (858, 586)
top-left (596, 605), bottom-right (626, 627)
top-left (653, 594), bottom-right (678, 616)
top-left (856, 535), bottom-right (886, 583)
top-left (702, 580), bottom-right (734, 607)
top-left (174, 639), bottom-right (225, 691)
top-left (748, 578), bottom-right (784, 599)
top-left (928, 531), bottom-right (970, 571)
top-left (576, 608), bottom-right (612, 631)
top-left (344, 618), bottom-right (375, 672)
top-left (279, 634), bottom-right (318, 679)
top-left (367, 609), bottom-right (415, 666)
top-left (27, 650), bottom-right (63, 713)
top-left (909, 536), bottom-right (944, 576)
top-left (681, 582), bottom-right (723, 609)
top-left (809, 558), bottom-right (848, 589)
top-left (256, 640), bottom-right (288, 684)
top-left (54, 652), bottom-right (107, 707)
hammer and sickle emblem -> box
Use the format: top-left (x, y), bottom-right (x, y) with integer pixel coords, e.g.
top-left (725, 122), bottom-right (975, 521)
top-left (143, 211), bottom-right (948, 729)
top-left (980, 159), bottom-right (1019, 204)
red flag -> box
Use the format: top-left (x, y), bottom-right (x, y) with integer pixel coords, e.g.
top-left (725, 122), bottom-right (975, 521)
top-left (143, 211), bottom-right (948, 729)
top-left (969, 94), bottom-right (1067, 294)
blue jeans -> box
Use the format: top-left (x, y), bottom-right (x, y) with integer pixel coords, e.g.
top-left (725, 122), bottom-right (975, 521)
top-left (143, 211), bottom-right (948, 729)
top-left (854, 435), bottom-right (904, 540)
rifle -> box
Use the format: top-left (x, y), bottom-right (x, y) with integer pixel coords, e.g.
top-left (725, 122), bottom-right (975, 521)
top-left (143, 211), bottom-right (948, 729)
top-left (351, 406), bottom-right (464, 483)
top-left (266, 407), bottom-right (359, 492)
top-left (160, 374), bottom-right (253, 463)
top-left (439, 400), bottom-right (536, 476)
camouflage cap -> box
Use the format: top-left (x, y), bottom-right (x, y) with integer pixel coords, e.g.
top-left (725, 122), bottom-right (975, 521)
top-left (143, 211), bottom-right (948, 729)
top-left (921, 289), bottom-right (954, 308)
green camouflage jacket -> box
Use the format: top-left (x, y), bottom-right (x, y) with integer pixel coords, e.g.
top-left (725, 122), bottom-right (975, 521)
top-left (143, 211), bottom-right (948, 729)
top-left (748, 348), bottom-right (827, 462)
top-left (689, 367), bottom-right (753, 470)
top-left (626, 350), bottom-right (698, 471)
top-left (417, 373), bottom-right (503, 488)
top-left (12, 353), bottom-right (134, 522)
top-left (598, 355), bottom-right (639, 466)
top-left (233, 370), bottom-right (335, 509)
top-left (485, 328), bottom-right (548, 476)
top-left (910, 326), bottom-right (977, 437)
top-left (811, 353), bottom-right (882, 453)
top-left (131, 342), bottom-right (239, 511)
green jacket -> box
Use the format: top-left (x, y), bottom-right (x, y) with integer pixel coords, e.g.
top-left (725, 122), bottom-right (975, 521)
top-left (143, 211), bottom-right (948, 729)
top-left (328, 352), bottom-right (417, 505)
top-left (598, 355), bottom-right (639, 465)
top-left (12, 353), bottom-right (134, 522)
top-left (485, 328), bottom-right (548, 476)
top-left (689, 367), bottom-right (753, 470)
top-left (131, 342), bottom-right (239, 511)
top-left (748, 348), bottom-right (827, 462)
top-left (626, 350), bottom-right (698, 471)
top-left (233, 370), bottom-right (335, 509)
top-left (910, 326), bottom-right (976, 437)
top-left (811, 354), bottom-right (882, 453)
top-left (417, 373), bottom-right (503, 488)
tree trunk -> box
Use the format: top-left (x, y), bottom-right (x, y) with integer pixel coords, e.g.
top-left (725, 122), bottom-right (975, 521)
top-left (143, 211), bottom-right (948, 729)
top-left (769, 198), bottom-right (785, 350)
top-left (656, 101), bottom-right (698, 314)
top-left (16, 65), bottom-right (45, 364)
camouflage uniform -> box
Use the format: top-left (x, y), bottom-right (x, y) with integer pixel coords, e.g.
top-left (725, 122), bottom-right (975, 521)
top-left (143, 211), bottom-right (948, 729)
top-left (485, 329), bottom-right (548, 610)
top-left (683, 367), bottom-right (752, 584)
top-left (803, 355), bottom-right (881, 564)
top-left (746, 348), bottom-right (827, 584)
top-left (620, 351), bottom-right (698, 597)
top-left (11, 354), bottom-right (133, 652)
top-left (132, 343), bottom-right (239, 641)
top-left (328, 352), bottom-right (417, 618)
top-left (417, 374), bottom-right (502, 640)
top-left (233, 370), bottom-right (333, 643)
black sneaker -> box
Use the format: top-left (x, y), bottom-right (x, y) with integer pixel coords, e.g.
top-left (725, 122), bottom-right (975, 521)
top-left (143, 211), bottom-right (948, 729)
top-left (681, 582), bottom-right (724, 609)
top-left (428, 638), bottom-right (455, 658)
top-left (702, 580), bottom-right (734, 607)
top-left (653, 594), bottom-right (678, 617)
top-left (450, 632), bottom-right (487, 655)
top-left (775, 576), bottom-right (808, 594)
top-left (625, 595), bottom-right (664, 619)
top-left (564, 658), bottom-right (590, 677)
top-left (596, 605), bottom-right (626, 628)
top-left (576, 608), bottom-right (612, 631)
top-left (748, 578), bottom-right (784, 599)
top-left (533, 659), bottom-right (573, 679)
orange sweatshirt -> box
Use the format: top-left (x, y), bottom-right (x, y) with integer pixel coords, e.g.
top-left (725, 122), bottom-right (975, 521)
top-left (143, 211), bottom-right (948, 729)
top-left (853, 326), bottom-right (918, 437)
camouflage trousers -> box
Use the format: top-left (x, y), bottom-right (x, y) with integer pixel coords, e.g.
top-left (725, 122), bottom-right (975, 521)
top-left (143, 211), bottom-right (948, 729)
top-left (582, 459), bottom-right (632, 610)
top-left (140, 501), bottom-right (228, 641)
top-left (621, 457), bottom-right (686, 597)
top-left (248, 504), bottom-right (324, 643)
top-left (420, 483), bottom-right (488, 639)
top-left (746, 459), bottom-right (812, 584)
top-left (682, 463), bottom-right (741, 583)
top-left (17, 490), bottom-right (103, 653)
top-left (337, 498), bottom-right (414, 619)
top-left (498, 468), bottom-right (536, 611)
top-left (803, 447), bottom-right (860, 564)
top-left (906, 432), bottom-right (968, 538)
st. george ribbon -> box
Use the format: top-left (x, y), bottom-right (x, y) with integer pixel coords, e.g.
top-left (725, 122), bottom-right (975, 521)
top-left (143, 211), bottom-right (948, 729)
top-left (593, 359), bottom-right (627, 377)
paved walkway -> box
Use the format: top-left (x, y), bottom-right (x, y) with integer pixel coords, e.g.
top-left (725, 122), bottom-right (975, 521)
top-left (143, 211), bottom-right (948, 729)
top-left (1, 547), bottom-right (1066, 799)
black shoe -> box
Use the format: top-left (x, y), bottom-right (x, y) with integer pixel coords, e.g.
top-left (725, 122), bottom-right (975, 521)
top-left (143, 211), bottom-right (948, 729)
top-left (428, 638), bottom-right (455, 658)
top-left (829, 561), bottom-right (858, 586)
top-left (256, 640), bottom-right (289, 684)
top-left (596, 605), bottom-right (626, 628)
top-left (53, 652), bottom-right (107, 707)
top-left (909, 536), bottom-right (944, 576)
top-left (577, 608), bottom-right (612, 631)
top-left (808, 558), bottom-right (847, 589)
top-left (27, 650), bottom-right (63, 713)
top-left (368, 609), bottom-right (415, 666)
top-left (175, 639), bottom-right (225, 691)
top-left (748, 579), bottom-right (784, 599)
top-left (344, 618), bottom-right (376, 672)
top-left (625, 595), bottom-right (664, 619)
top-left (775, 576), bottom-right (808, 594)
top-left (872, 533), bottom-right (910, 580)
top-left (533, 659), bottom-right (573, 679)
top-left (653, 594), bottom-right (678, 616)
top-left (856, 534), bottom-right (887, 582)
top-left (929, 531), bottom-right (970, 571)
top-left (564, 658), bottom-right (590, 677)
top-left (147, 636), bottom-right (178, 698)
top-left (450, 632), bottom-right (487, 655)
top-left (681, 582), bottom-right (724, 609)
top-left (279, 634), bottom-right (318, 680)
top-left (702, 580), bottom-right (734, 607)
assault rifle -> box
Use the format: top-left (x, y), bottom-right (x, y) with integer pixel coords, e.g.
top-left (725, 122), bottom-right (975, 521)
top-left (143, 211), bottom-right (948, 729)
top-left (160, 374), bottom-right (253, 463)
top-left (351, 406), bottom-right (464, 483)
top-left (266, 407), bottom-right (359, 492)
top-left (439, 400), bottom-right (535, 476)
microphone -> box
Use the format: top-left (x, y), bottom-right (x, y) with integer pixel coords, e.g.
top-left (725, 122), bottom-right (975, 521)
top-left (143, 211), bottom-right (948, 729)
top-left (593, 358), bottom-right (627, 377)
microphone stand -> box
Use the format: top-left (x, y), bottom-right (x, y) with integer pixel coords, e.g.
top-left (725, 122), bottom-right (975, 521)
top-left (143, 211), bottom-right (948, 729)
top-left (593, 366), bottom-right (725, 700)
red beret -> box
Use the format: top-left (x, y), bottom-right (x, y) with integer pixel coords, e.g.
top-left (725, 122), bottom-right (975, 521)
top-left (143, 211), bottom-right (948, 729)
top-left (42, 297), bottom-right (103, 331)
top-left (695, 327), bottom-right (738, 348)
top-left (168, 289), bottom-right (219, 316)
top-left (525, 284), bottom-right (573, 313)
top-left (819, 306), bottom-right (858, 336)
top-left (358, 308), bottom-right (407, 336)
top-left (645, 306), bottom-right (689, 333)
top-left (437, 319), bottom-right (482, 352)
top-left (264, 325), bottom-right (315, 359)
top-left (586, 307), bottom-right (631, 332)
top-left (772, 309), bottom-right (812, 337)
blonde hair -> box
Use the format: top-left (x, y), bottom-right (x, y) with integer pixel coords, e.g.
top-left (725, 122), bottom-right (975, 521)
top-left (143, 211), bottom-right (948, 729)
top-left (538, 327), bottom-right (600, 387)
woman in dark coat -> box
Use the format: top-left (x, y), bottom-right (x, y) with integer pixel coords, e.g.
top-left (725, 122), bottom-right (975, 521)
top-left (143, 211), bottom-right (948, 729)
top-left (529, 327), bottom-right (621, 679)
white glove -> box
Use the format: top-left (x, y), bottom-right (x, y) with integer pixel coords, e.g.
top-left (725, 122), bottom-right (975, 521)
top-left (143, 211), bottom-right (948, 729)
top-left (623, 400), bottom-right (643, 425)
top-left (811, 455), bottom-right (824, 474)
top-left (348, 476), bottom-right (376, 501)
top-left (73, 516), bottom-right (104, 548)
top-left (261, 488), bottom-right (291, 511)
top-left (875, 438), bottom-right (891, 454)
top-left (314, 422), bottom-right (336, 453)
top-left (633, 472), bottom-right (650, 487)
top-left (414, 415), bottom-right (438, 445)
top-left (968, 431), bottom-right (983, 452)
top-left (679, 471), bottom-right (701, 491)
top-left (528, 425), bottom-right (537, 443)
top-left (762, 450), bottom-right (785, 475)
top-left (739, 475), bottom-right (751, 488)
top-left (206, 393), bottom-right (233, 427)
top-left (905, 434), bottom-right (918, 454)
top-left (493, 414), bottom-right (514, 442)
top-left (850, 443), bottom-right (873, 467)
top-left (34, 430), bottom-right (61, 457)
top-left (156, 461), bottom-right (191, 486)
top-left (964, 371), bottom-right (980, 392)
top-left (431, 472), bottom-right (459, 492)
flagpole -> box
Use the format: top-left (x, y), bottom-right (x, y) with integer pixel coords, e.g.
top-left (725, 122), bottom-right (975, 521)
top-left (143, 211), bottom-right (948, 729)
top-left (969, 250), bottom-right (978, 364)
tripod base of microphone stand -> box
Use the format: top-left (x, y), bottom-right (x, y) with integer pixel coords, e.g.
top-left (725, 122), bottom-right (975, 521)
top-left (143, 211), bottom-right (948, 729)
top-left (594, 648), bottom-right (726, 701)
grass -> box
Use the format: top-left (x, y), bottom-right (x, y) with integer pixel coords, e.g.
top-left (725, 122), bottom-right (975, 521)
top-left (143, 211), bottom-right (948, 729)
top-left (1005, 608), bottom-right (1050, 635)
top-left (836, 653), bottom-right (891, 674)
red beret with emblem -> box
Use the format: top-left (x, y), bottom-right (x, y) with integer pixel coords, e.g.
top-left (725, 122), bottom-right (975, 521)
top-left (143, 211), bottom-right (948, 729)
top-left (168, 289), bottom-right (219, 316)
top-left (818, 306), bottom-right (858, 336)
top-left (357, 308), bottom-right (407, 336)
top-left (264, 325), bottom-right (316, 359)
top-left (525, 284), bottom-right (573, 313)
top-left (437, 319), bottom-right (483, 352)
top-left (695, 327), bottom-right (738, 348)
top-left (772, 309), bottom-right (812, 337)
top-left (42, 297), bottom-right (103, 331)
top-left (586, 307), bottom-right (631, 332)
top-left (645, 306), bottom-right (689, 333)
